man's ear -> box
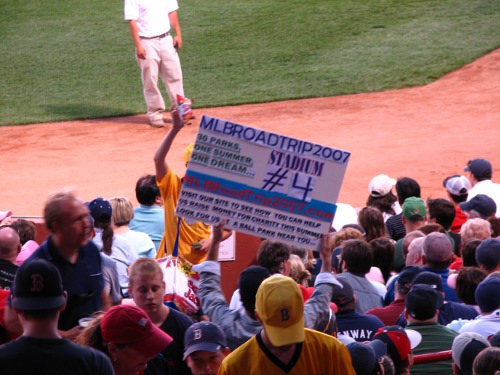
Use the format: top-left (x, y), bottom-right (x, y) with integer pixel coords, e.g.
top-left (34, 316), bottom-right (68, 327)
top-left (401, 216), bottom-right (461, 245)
top-left (254, 310), bottom-right (262, 324)
top-left (222, 347), bottom-right (231, 357)
top-left (59, 291), bottom-right (68, 312)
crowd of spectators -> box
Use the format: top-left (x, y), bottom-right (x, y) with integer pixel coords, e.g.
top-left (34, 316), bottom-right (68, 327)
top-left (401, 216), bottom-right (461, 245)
top-left (1, 124), bottom-right (500, 375)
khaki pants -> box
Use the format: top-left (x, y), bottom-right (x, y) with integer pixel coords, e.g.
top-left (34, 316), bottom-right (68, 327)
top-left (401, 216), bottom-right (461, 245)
top-left (136, 35), bottom-right (184, 120)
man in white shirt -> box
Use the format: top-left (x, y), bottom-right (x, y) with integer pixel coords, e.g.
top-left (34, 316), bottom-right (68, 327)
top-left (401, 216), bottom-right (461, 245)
top-left (124, 0), bottom-right (185, 127)
top-left (464, 158), bottom-right (500, 217)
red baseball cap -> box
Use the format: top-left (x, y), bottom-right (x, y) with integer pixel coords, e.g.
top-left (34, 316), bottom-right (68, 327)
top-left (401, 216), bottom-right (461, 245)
top-left (101, 305), bottom-right (173, 357)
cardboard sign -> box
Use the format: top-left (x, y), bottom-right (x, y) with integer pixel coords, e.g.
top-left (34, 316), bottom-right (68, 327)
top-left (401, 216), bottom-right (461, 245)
top-left (175, 115), bottom-right (350, 249)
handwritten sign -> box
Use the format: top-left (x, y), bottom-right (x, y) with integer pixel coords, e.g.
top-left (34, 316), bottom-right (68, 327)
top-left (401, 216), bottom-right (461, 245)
top-left (175, 115), bottom-right (350, 249)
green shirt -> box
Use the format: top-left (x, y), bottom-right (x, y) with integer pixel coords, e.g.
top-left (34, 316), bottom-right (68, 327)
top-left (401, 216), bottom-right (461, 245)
top-left (407, 322), bottom-right (458, 375)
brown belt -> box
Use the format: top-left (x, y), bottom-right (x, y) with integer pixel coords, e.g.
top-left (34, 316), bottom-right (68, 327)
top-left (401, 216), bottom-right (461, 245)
top-left (140, 32), bottom-right (169, 39)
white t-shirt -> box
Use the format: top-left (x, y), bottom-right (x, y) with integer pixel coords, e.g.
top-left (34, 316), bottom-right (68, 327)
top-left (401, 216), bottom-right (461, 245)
top-left (124, 0), bottom-right (178, 37)
top-left (467, 180), bottom-right (500, 217)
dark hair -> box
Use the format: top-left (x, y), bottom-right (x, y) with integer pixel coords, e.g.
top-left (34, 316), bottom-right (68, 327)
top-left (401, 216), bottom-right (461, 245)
top-left (366, 192), bottom-right (398, 216)
top-left (488, 217), bottom-right (500, 237)
top-left (10, 219), bottom-right (37, 245)
top-left (448, 192), bottom-right (468, 204)
top-left (135, 174), bottom-right (160, 206)
top-left (358, 207), bottom-right (388, 242)
top-left (370, 238), bottom-right (395, 283)
top-left (94, 221), bottom-right (113, 256)
top-left (341, 239), bottom-right (373, 274)
top-left (455, 267), bottom-right (488, 305)
top-left (427, 198), bottom-right (456, 230)
top-left (395, 178), bottom-right (421, 205)
top-left (472, 347), bottom-right (500, 375)
top-left (461, 238), bottom-right (481, 266)
top-left (75, 312), bottom-right (109, 355)
top-left (20, 308), bottom-right (60, 320)
top-left (257, 241), bottom-right (291, 274)
top-left (419, 223), bottom-right (446, 235)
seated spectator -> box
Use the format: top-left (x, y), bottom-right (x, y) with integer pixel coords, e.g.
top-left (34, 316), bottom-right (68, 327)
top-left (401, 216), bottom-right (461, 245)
top-left (0, 259), bottom-right (114, 374)
top-left (358, 206), bottom-right (390, 242)
top-left (488, 217), bottom-right (500, 237)
top-left (459, 277), bottom-right (500, 338)
top-left (77, 304), bottom-right (173, 375)
top-left (454, 267), bottom-right (488, 313)
top-left (405, 284), bottom-right (458, 375)
top-left (461, 238), bottom-right (482, 267)
top-left (129, 174), bottom-right (165, 251)
top-left (475, 238), bottom-right (500, 274)
top-left (89, 197), bottom-right (138, 294)
top-left (10, 219), bottom-right (39, 266)
top-left (397, 272), bottom-right (478, 327)
top-left (443, 175), bottom-right (470, 233)
top-left (0, 211), bottom-right (13, 226)
top-left (332, 278), bottom-right (384, 341)
top-left (472, 346), bottom-right (500, 375)
top-left (427, 198), bottom-right (461, 254)
top-left (346, 339), bottom-right (387, 375)
top-left (194, 223), bottom-right (340, 350)
top-left (367, 266), bottom-right (423, 326)
top-left (393, 198), bottom-right (427, 272)
top-left (385, 232), bottom-right (425, 305)
top-left (370, 238), bottom-right (395, 283)
top-left (110, 197), bottom-right (156, 259)
top-left (421, 232), bottom-right (460, 303)
top-left (452, 332), bottom-right (491, 375)
top-left (386, 177), bottom-right (421, 242)
top-left (464, 158), bottom-right (500, 218)
top-left (0, 226), bottom-right (21, 290)
top-left (373, 325), bottom-right (423, 375)
top-left (337, 239), bottom-right (384, 312)
top-left (461, 219), bottom-right (492, 251)
top-left (460, 194), bottom-right (497, 220)
top-left (218, 275), bottom-right (355, 374)
top-left (366, 174), bottom-right (401, 222)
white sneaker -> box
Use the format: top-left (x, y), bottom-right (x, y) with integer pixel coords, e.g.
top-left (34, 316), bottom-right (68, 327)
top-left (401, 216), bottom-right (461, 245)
top-left (149, 117), bottom-right (164, 128)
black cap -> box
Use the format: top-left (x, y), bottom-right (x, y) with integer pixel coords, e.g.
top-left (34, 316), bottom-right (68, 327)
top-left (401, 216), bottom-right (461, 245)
top-left (12, 259), bottom-right (65, 311)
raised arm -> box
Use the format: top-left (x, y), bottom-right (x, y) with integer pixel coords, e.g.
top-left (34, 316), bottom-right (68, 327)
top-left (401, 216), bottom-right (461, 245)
top-left (154, 110), bottom-right (184, 181)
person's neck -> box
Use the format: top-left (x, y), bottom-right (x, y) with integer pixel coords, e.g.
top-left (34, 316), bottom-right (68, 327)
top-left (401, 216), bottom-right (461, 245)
top-left (113, 225), bottom-right (129, 235)
top-left (149, 304), bottom-right (170, 326)
top-left (21, 318), bottom-right (61, 339)
top-left (260, 330), bottom-right (296, 364)
top-left (52, 236), bottom-right (79, 263)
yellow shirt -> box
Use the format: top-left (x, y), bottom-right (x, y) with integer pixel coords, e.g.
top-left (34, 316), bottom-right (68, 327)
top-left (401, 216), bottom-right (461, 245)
top-left (218, 329), bottom-right (354, 375)
top-left (156, 170), bottom-right (210, 264)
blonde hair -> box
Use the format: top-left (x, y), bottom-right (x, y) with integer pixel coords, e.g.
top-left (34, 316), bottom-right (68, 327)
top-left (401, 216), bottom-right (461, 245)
top-left (288, 254), bottom-right (311, 287)
top-left (329, 228), bottom-right (365, 249)
top-left (128, 258), bottom-right (163, 286)
top-left (109, 197), bottom-right (135, 227)
top-left (461, 218), bottom-right (491, 244)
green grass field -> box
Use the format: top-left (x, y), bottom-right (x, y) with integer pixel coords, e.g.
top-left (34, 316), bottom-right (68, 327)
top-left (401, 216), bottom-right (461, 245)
top-left (0, 0), bottom-right (498, 126)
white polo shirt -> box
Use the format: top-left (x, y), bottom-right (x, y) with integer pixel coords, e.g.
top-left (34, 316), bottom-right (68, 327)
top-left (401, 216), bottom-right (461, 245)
top-left (124, 0), bottom-right (178, 38)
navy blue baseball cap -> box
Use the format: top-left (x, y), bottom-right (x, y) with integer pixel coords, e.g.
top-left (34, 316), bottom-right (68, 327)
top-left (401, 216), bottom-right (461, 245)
top-left (464, 158), bottom-right (492, 179)
top-left (183, 322), bottom-right (227, 359)
top-left (12, 259), bottom-right (65, 311)
top-left (459, 194), bottom-right (497, 218)
top-left (88, 197), bottom-right (112, 223)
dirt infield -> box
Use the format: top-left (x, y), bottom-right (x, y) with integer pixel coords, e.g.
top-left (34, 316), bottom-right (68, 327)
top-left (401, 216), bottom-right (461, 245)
top-left (1, 49), bottom-right (499, 217)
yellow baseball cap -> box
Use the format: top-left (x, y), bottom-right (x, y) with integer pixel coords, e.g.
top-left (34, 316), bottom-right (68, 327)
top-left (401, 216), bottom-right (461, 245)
top-left (255, 275), bottom-right (305, 347)
top-left (184, 143), bottom-right (194, 165)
